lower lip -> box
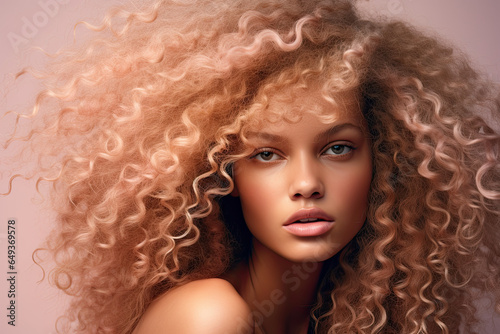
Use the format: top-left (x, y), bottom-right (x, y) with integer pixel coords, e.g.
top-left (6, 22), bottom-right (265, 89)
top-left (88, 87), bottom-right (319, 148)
top-left (283, 221), bottom-right (334, 237)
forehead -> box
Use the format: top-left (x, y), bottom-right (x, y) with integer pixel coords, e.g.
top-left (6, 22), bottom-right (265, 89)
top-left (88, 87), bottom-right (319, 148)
top-left (244, 85), bottom-right (365, 132)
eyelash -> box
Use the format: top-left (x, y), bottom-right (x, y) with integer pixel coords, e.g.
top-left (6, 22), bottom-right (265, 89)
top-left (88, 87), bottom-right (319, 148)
top-left (323, 144), bottom-right (355, 157)
top-left (249, 144), bottom-right (356, 162)
top-left (250, 148), bottom-right (281, 162)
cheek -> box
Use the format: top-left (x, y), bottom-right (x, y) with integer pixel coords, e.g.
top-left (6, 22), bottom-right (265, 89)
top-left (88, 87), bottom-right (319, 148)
top-left (233, 166), bottom-right (279, 221)
top-left (331, 165), bottom-right (372, 217)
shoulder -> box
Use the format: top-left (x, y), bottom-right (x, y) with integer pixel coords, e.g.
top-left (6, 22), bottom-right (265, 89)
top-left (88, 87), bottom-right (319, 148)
top-left (133, 278), bottom-right (253, 334)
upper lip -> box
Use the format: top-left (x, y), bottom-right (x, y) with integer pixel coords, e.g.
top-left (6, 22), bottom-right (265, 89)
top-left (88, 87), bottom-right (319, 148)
top-left (284, 208), bottom-right (334, 226)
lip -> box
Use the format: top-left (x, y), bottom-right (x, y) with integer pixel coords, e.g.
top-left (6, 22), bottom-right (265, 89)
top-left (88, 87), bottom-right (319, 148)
top-left (283, 208), bottom-right (334, 237)
top-left (284, 208), bottom-right (334, 226)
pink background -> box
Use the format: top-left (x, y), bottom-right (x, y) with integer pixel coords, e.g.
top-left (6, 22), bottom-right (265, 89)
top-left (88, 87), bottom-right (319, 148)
top-left (1, 1), bottom-right (499, 333)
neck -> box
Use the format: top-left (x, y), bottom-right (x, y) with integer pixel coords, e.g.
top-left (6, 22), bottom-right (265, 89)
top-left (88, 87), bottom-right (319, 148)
top-left (239, 239), bottom-right (324, 334)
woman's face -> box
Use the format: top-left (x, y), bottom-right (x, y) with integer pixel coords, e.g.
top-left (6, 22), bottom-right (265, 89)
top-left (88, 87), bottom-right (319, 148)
top-left (233, 88), bottom-right (372, 263)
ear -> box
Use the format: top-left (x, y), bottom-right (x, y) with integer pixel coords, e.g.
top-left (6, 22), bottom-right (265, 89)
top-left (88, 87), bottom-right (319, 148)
top-left (230, 184), bottom-right (239, 197)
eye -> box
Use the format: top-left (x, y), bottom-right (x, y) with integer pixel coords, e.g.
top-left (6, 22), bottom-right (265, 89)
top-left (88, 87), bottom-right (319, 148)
top-left (251, 150), bottom-right (281, 162)
top-left (323, 144), bottom-right (354, 156)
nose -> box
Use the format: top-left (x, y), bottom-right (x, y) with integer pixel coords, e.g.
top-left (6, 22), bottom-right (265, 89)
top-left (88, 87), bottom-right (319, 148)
top-left (288, 153), bottom-right (324, 200)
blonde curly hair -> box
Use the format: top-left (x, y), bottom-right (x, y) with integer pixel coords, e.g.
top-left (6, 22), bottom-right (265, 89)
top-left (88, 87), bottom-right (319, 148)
top-left (3, 0), bottom-right (499, 333)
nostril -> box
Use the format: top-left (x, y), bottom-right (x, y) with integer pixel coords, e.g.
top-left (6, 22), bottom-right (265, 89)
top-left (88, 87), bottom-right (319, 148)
top-left (293, 191), bottom-right (322, 199)
top-left (311, 191), bottom-right (322, 199)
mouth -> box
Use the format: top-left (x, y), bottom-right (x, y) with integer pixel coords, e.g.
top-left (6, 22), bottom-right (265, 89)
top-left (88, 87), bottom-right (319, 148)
top-left (296, 218), bottom-right (325, 223)
top-left (284, 208), bottom-right (334, 226)
top-left (283, 208), bottom-right (334, 237)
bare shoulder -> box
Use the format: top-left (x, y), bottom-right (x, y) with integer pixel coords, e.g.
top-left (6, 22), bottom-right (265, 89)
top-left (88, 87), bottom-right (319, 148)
top-left (133, 278), bottom-right (252, 334)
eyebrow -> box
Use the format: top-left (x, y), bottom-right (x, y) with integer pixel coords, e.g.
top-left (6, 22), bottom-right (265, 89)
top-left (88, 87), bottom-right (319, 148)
top-left (246, 123), bottom-right (363, 143)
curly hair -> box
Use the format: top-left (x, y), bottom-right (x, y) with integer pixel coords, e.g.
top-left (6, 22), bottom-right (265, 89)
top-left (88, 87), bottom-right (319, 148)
top-left (3, 0), bottom-right (499, 333)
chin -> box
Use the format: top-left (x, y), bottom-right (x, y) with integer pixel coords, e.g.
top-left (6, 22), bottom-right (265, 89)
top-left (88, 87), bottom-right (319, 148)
top-left (281, 241), bottom-right (344, 264)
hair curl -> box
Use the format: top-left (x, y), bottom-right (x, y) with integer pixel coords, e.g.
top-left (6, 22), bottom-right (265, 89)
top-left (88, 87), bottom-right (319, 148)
top-left (3, 0), bottom-right (499, 333)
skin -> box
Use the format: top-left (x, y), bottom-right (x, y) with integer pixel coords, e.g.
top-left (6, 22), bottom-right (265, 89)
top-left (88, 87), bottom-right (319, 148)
top-left (133, 87), bottom-right (373, 334)
top-left (133, 278), bottom-right (251, 334)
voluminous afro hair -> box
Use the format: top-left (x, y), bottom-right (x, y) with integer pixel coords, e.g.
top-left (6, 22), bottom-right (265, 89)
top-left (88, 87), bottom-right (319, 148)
top-left (3, 0), bottom-right (499, 333)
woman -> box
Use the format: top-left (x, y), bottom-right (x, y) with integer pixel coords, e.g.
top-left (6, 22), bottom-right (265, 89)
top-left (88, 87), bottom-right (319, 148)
top-left (4, 0), bottom-right (499, 333)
